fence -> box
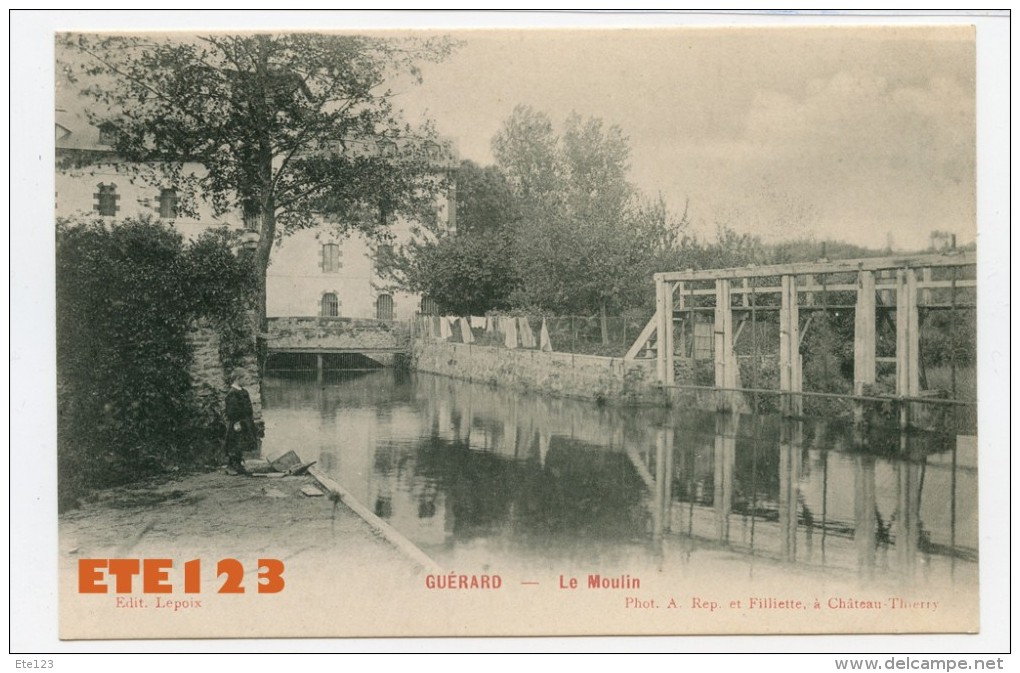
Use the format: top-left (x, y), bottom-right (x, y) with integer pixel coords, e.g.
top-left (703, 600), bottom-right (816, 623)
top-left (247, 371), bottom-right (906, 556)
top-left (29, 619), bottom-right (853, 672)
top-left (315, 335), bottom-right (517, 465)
top-left (414, 313), bottom-right (654, 357)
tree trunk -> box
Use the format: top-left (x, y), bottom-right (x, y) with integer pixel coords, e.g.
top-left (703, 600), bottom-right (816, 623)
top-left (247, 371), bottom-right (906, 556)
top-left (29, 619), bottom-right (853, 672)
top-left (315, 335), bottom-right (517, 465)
top-left (600, 301), bottom-right (609, 346)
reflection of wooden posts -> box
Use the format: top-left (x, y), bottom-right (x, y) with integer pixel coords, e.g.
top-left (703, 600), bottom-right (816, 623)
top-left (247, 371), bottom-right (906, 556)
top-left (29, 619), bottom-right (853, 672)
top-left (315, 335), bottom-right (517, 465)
top-left (778, 418), bottom-right (801, 561)
top-left (714, 279), bottom-right (737, 410)
top-left (316, 353), bottom-right (324, 383)
top-left (653, 428), bottom-right (666, 541)
top-left (896, 269), bottom-right (920, 428)
top-left (653, 427), bottom-right (675, 540)
top-left (853, 455), bottom-right (878, 577)
top-left (664, 426), bottom-right (674, 533)
top-left (779, 275), bottom-right (803, 416)
top-left (894, 457), bottom-right (921, 580)
top-left (713, 412), bottom-right (737, 542)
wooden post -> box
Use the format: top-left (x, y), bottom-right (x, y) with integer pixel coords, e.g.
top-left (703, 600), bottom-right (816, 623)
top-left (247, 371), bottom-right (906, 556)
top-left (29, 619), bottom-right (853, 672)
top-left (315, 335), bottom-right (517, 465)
top-left (655, 274), bottom-right (667, 385)
top-left (664, 281), bottom-right (676, 388)
top-left (675, 282), bottom-right (685, 360)
top-left (779, 275), bottom-right (802, 416)
top-left (895, 268), bottom-right (920, 427)
top-left (921, 266), bottom-right (932, 306)
top-left (853, 270), bottom-right (877, 395)
top-left (714, 279), bottom-right (735, 408)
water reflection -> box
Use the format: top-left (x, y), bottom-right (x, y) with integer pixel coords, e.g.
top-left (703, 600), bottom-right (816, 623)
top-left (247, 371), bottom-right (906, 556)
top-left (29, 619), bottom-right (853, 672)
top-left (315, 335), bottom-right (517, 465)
top-left (263, 370), bottom-right (977, 583)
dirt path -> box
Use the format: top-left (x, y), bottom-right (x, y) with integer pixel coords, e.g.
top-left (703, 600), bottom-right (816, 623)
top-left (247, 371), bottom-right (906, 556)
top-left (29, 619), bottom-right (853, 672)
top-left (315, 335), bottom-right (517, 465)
top-left (60, 468), bottom-right (425, 567)
top-left (58, 468), bottom-right (433, 639)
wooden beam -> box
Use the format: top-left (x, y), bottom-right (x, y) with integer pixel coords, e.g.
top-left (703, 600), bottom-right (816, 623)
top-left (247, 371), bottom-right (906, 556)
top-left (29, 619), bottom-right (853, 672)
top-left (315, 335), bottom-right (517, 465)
top-left (659, 251), bottom-right (975, 282)
top-left (624, 315), bottom-right (657, 361)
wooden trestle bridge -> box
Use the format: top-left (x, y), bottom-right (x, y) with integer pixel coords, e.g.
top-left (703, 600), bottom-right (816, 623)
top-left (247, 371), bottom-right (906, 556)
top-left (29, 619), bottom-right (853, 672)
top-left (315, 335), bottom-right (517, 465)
top-left (625, 252), bottom-right (977, 427)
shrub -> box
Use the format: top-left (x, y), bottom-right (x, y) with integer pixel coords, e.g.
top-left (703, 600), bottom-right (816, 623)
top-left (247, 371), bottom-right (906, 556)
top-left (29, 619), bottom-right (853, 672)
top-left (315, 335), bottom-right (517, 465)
top-left (56, 217), bottom-right (256, 510)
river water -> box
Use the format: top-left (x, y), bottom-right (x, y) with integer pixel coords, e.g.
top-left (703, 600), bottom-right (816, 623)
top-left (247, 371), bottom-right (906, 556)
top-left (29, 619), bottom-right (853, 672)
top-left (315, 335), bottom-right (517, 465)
top-left (262, 368), bottom-right (978, 593)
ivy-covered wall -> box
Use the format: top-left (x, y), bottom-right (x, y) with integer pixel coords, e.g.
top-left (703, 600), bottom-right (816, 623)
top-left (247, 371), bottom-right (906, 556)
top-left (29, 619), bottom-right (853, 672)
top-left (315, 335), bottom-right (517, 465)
top-left (56, 217), bottom-right (259, 510)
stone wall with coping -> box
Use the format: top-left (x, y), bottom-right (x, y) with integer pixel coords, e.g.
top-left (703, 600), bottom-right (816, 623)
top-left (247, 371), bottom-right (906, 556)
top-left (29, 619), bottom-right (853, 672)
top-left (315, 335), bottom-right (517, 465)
top-left (411, 340), bottom-right (666, 406)
top-left (268, 316), bottom-right (408, 353)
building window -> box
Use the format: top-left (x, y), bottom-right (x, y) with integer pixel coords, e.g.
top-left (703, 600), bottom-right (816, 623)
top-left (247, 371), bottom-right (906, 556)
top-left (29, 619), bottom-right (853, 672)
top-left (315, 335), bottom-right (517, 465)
top-left (376, 294), bottom-right (394, 321)
top-left (420, 296), bottom-right (438, 316)
top-left (321, 243), bottom-right (341, 273)
top-left (375, 244), bottom-right (393, 275)
top-left (321, 293), bottom-right (339, 317)
top-left (94, 183), bottom-right (119, 217)
top-left (98, 122), bottom-right (117, 146)
top-left (158, 188), bottom-right (178, 219)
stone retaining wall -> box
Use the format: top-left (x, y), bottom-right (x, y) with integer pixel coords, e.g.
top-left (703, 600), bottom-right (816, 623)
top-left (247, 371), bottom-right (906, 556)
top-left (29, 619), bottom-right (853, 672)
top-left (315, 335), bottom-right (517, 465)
top-left (187, 319), bottom-right (262, 423)
top-left (411, 340), bottom-right (665, 406)
top-left (268, 316), bottom-right (407, 352)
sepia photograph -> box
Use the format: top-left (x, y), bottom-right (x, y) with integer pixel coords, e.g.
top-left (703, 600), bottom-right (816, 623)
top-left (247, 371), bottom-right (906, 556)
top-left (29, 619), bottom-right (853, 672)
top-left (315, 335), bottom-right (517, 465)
top-left (10, 9), bottom-right (1011, 659)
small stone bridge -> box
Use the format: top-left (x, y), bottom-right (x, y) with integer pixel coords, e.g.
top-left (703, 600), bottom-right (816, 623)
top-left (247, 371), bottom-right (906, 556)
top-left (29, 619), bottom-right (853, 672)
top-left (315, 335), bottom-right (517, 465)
top-left (265, 317), bottom-right (409, 366)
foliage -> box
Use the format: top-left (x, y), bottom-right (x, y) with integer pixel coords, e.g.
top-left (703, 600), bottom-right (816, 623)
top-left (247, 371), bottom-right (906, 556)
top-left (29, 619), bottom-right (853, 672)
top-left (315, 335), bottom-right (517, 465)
top-left (388, 160), bottom-right (521, 315)
top-left (451, 160), bottom-right (521, 235)
top-left (56, 216), bottom-right (255, 510)
top-left (493, 107), bottom-right (687, 323)
top-left (399, 229), bottom-right (518, 316)
top-left (58, 32), bottom-right (457, 322)
top-left (672, 226), bottom-right (769, 271)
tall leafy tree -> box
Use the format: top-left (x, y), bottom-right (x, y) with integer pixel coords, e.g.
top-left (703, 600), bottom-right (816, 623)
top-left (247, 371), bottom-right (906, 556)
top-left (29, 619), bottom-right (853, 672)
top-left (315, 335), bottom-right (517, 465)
top-left (493, 107), bottom-right (686, 340)
top-left (58, 32), bottom-right (457, 326)
top-left (388, 160), bottom-right (520, 314)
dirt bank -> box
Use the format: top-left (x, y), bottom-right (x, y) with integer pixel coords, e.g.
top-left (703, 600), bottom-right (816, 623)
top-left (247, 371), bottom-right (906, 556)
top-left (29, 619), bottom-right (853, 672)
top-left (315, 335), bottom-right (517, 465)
top-left (58, 467), bottom-right (434, 639)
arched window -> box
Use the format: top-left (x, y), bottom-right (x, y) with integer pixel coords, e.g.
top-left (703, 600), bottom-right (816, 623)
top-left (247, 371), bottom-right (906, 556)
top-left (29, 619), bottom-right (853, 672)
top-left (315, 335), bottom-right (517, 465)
top-left (376, 294), bottom-right (394, 321)
top-left (94, 183), bottom-right (119, 217)
top-left (321, 292), bottom-right (339, 317)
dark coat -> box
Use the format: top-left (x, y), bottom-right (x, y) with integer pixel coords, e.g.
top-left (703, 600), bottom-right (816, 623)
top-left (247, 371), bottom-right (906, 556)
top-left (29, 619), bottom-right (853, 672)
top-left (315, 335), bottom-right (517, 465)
top-left (225, 385), bottom-right (255, 425)
top-left (224, 386), bottom-right (256, 463)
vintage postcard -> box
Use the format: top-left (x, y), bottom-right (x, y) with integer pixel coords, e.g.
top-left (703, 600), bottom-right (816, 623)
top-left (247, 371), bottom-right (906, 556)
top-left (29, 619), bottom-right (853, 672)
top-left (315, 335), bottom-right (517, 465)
top-left (11, 11), bottom-right (1010, 652)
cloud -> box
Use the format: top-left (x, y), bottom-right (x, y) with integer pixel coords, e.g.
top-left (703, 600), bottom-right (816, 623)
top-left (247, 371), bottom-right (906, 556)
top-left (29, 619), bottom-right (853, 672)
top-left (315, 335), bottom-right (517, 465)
top-left (663, 69), bottom-right (975, 248)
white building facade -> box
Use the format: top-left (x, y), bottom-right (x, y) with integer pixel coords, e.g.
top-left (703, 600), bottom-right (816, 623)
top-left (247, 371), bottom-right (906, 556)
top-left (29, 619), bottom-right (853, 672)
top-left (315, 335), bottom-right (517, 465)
top-left (56, 108), bottom-right (455, 322)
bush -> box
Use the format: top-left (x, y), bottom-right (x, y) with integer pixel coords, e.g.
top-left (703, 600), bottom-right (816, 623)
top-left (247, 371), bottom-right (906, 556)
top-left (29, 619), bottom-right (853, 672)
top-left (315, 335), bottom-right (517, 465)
top-left (56, 217), bottom-right (256, 510)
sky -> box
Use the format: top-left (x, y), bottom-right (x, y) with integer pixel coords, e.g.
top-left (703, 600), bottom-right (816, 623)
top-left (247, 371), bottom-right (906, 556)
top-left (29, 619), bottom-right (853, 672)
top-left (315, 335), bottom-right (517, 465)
top-left (392, 26), bottom-right (976, 251)
top-left (50, 21), bottom-right (978, 251)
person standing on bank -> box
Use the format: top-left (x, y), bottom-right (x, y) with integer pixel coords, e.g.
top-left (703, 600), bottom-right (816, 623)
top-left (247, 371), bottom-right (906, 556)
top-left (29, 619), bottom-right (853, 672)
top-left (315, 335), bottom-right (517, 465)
top-left (223, 368), bottom-right (256, 475)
